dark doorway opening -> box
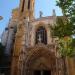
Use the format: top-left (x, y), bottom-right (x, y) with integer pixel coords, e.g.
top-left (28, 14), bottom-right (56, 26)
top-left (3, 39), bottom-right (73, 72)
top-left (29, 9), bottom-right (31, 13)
top-left (34, 70), bottom-right (51, 75)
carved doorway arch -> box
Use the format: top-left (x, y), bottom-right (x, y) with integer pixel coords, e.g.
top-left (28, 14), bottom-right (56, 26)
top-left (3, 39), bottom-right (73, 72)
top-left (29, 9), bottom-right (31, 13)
top-left (23, 45), bottom-right (56, 75)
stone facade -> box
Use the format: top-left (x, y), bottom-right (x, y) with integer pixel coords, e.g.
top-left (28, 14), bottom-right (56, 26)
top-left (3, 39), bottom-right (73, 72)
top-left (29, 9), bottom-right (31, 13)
top-left (1, 0), bottom-right (75, 75)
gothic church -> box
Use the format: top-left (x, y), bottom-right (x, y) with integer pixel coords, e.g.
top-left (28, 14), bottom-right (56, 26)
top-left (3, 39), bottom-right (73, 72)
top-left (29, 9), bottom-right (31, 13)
top-left (1, 0), bottom-right (75, 75)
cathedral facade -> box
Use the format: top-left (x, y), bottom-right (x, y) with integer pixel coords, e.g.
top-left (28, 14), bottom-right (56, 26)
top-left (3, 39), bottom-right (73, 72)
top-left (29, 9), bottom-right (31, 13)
top-left (1, 0), bottom-right (75, 75)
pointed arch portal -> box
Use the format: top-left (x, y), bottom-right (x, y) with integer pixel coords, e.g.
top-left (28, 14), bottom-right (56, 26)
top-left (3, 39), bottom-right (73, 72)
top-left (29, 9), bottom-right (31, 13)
top-left (22, 44), bottom-right (56, 75)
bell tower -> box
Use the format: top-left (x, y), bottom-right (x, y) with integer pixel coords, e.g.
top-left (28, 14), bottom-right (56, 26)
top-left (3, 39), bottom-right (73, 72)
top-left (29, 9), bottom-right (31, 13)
top-left (19, 0), bottom-right (35, 20)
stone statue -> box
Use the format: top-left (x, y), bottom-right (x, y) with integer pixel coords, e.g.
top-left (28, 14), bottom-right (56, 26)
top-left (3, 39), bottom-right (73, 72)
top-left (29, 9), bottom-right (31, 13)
top-left (38, 34), bottom-right (42, 43)
top-left (39, 11), bottom-right (43, 18)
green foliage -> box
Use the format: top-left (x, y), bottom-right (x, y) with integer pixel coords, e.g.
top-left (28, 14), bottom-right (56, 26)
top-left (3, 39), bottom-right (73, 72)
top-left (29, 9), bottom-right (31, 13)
top-left (56, 0), bottom-right (74, 14)
top-left (55, 0), bottom-right (75, 57)
top-left (51, 17), bottom-right (74, 38)
top-left (56, 0), bottom-right (75, 25)
top-left (51, 17), bottom-right (75, 57)
top-left (0, 43), bottom-right (5, 56)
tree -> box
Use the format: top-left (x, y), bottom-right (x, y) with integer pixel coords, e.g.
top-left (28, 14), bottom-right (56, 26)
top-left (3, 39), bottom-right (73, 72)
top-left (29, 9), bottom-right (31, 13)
top-left (51, 17), bottom-right (75, 56)
top-left (56, 0), bottom-right (75, 26)
top-left (51, 17), bottom-right (75, 38)
top-left (58, 37), bottom-right (75, 57)
top-left (51, 17), bottom-right (75, 75)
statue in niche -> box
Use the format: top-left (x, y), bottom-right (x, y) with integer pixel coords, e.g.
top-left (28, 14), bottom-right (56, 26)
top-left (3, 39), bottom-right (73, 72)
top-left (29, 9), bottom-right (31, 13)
top-left (39, 11), bottom-right (43, 18)
top-left (38, 33), bottom-right (42, 43)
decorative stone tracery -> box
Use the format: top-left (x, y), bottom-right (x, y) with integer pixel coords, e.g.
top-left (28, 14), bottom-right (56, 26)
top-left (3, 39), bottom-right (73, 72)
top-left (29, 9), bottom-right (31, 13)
top-left (18, 44), bottom-right (56, 75)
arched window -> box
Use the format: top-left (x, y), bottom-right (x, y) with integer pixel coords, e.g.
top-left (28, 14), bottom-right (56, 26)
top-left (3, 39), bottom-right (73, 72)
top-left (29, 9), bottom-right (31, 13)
top-left (35, 26), bottom-right (47, 44)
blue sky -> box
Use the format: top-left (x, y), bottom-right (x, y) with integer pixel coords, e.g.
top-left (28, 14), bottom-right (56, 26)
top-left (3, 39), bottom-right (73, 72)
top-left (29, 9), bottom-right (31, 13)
top-left (0, 0), bottom-right (62, 39)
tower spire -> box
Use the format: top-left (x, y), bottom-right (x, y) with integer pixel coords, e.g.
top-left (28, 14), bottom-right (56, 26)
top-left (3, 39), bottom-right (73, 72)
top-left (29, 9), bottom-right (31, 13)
top-left (19, 0), bottom-right (35, 20)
